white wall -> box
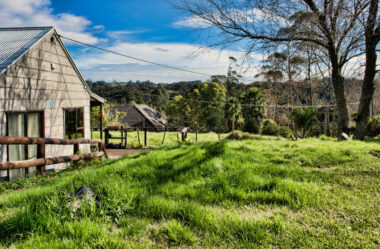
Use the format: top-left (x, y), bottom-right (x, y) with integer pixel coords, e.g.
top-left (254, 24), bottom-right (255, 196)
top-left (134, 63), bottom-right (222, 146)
top-left (0, 31), bottom-right (92, 180)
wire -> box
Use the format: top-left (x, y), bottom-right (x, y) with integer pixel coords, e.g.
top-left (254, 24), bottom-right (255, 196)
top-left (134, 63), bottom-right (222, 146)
top-left (60, 35), bottom-right (213, 77)
top-left (60, 35), bottom-right (361, 109)
top-left (59, 35), bottom-right (256, 83)
top-left (120, 92), bottom-right (360, 108)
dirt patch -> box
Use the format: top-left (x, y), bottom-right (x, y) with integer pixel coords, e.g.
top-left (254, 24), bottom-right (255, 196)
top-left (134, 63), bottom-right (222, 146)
top-left (106, 149), bottom-right (150, 159)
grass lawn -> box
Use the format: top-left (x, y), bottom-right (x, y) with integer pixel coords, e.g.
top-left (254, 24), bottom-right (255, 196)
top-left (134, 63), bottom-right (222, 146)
top-left (91, 131), bottom-right (230, 147)
top-left (0, 137), bottom-right (379, 248)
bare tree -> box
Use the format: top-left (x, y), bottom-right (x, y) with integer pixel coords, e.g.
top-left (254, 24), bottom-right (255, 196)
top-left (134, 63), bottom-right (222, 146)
top-left (172, 0), bottom-right (369, 133)
top-left (354, 0), bottom-right (380, 139)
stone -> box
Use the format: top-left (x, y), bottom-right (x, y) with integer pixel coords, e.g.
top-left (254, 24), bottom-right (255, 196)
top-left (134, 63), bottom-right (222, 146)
top-left (74, 185), bottom-right (94, 200)
top-left (66, 185), bottom-right (95, 212)
top-left (338, 132), bottom-right (350, 141)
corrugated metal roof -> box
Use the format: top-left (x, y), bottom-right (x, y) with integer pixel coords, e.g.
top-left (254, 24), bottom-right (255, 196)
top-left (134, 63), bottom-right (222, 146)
top-left (0, 27), bottom-right (53, 74)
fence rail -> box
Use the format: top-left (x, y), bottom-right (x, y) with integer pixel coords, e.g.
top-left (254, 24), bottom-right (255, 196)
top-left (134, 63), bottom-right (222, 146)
top-left (0, 136), bottom-right (107, 174)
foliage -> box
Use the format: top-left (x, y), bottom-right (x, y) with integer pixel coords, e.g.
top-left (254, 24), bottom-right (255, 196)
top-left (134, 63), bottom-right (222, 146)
top-left (367, 115), bottom-right (380, 137)
top-left (261, 119), bottom-right (293, 138)
top-left (165, 95), bottom-right (187, 130)
top-left (184, 89), bottom-right (203, 131)
top-left (196, 82), bottom-right (227, 133)
top-left (261, 119), bottom-right (279, 136)
top-left (291, 108), bottom-right (319, 137)
top-left (242, 87), bottom-right (266, 133)
top-left (0, 139), bottom-right (379, 248)
top-left (277, 125), bottom-right (294, 139)
top-left (91, 103), bottom-right (126, 128)
top-left (225, 97), bottom-right (244, 131)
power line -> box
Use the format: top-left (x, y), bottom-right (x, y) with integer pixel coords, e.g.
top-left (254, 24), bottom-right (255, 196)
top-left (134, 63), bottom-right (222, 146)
top-left (136, 92), bottom-right (360, 108)
top-left (59, 35), bottom-right (257, 83)
top-left (60, 35), bottom-right (361, 109)
top-left (60, 35), bottom-right (213, 78)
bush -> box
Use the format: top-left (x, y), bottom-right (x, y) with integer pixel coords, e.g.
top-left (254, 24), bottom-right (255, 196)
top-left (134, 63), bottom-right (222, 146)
top-left (261, 119), bottom-right (293, 138)
top-left (291, 108), bottom-right (319, 137)
top-left (367, 116), bottom-right (380, 137)
top-left (244, 117), bottom-right (260, 134)
top-left (261, 119), bottom-right (278, 136)
top-left (227, 131), bottom-right (262, 140)
top-left (277, 126), bottom-right (293, 138)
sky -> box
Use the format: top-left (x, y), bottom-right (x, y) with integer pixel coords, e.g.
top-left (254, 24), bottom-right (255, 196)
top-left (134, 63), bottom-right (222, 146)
top-left (0, 0), bottom-right (262, 83)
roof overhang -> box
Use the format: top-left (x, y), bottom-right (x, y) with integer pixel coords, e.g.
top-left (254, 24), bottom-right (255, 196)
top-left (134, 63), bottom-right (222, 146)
top-left (90, 92), bottom-right (106, 104)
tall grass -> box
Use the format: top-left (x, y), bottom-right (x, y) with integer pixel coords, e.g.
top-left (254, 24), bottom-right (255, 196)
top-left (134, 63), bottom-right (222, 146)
top-left (0, 138), bottom-right (379, 248)
top-left (91, 130), bottom-right (229, 147)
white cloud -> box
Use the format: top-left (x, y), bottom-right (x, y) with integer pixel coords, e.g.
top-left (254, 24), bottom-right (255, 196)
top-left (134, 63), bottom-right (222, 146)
top-left (0, 0), bottom-right (100, 44)
top-left (75, 41), bottom-right (262, 83)
top-left (173, 8), bottom-right (288, 29)
top-left (173, 16), bottom-right (211, 29)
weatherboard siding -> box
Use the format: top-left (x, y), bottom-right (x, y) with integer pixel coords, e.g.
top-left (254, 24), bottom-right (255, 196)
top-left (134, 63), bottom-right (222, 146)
top-left (0, 32), bottom-right (91, 179)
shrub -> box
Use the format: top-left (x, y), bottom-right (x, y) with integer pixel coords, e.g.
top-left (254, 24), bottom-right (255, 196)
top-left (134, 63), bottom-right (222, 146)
top-left (367, 116), bottom-right (380, 137)
top-left (291, 108), bottom-right (319, 138)
top-left (277, 126), bottom-right (293, 138)
top-left (261, 119), bottom-right (293, 138)
top-left (261, 119), bottom-right (278, 136)
top-left (244, 117), bottom-right (260, 134)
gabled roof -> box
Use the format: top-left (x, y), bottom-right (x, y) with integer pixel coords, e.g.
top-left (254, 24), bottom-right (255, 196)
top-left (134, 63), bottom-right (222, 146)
top-left (111, 104), bottom-right (167, 130)
top-left (0, 26), bottom-right (53, 75)
top-left (0, 26), bottom-right (105, 103)
top-left (134, 104), bottom-right (167, 130)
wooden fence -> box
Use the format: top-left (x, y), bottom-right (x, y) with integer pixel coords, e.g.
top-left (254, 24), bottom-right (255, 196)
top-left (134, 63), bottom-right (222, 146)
top-left (0, 136), bottom-right (107, 175)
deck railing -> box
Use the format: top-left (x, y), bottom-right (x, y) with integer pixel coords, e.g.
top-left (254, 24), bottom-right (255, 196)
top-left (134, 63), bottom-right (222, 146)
top-left (0, 136), bottom-right (107, 174)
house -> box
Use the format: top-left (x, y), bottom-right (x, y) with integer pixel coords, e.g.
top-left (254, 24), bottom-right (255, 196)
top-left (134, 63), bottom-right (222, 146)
top-left (111, 104), bottom-right (166, 131)
top-left (0, 27), bottom-right (105, 180)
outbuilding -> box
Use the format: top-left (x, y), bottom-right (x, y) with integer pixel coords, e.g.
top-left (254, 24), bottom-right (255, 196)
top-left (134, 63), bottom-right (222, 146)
top-left (111, 104), bottom-right (167, 131)
top-left (0, 27), bottom-right (105, 180)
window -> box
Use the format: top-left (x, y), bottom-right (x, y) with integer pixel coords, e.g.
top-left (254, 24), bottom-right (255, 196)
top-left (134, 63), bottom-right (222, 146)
top-left (64, 108), bottom-right (84, 139)
top-left (7, 112), bottom-right (43, 161)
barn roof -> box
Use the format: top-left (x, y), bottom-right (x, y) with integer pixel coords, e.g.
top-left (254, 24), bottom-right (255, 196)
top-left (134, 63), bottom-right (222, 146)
top-left (134, 104), bottom-right (167, 130)
top-left (111, 104), bottom-right (167, 130)
top-left (0, 27), bottom-right (53, 75)
top-left (0, 26), bottom-right (105, 103)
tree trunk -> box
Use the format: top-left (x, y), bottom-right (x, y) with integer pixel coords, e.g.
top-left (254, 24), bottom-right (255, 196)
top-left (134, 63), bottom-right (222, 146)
top-left (196, 130), bottom-right (198, 143)
top-left (331, 68), bottom-right (350, 133)
top-left (332, 106), bottom-right (337, 137)
top-left (354, 0), bottom-right (378, 140)
top-left (231, 119), bottom-right (235, 132)
top-left (324, 106), bottom-right (330, 136)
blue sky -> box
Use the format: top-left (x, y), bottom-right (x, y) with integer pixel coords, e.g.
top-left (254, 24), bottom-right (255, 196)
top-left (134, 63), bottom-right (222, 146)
top-left (0, 0), bottom-right (261, 83)
top-left (51, 0), bottom-right (194, 44)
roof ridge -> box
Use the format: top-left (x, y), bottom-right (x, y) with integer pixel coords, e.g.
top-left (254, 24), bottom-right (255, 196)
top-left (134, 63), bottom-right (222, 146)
top-left (0, 26), bottom-right (54, 31)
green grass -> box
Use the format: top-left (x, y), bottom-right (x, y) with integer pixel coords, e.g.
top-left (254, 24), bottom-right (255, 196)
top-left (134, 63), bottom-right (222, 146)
top-left (0, 138), bottom-right (379, 248)
top-left (91, 130), bottom-right (230, 147)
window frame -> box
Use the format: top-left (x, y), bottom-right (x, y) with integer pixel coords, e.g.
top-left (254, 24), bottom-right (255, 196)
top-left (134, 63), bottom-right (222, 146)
top-left (63, 107), bottom-right (85, 139)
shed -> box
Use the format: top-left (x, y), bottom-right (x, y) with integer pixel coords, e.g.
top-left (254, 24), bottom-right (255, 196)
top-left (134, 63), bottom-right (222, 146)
top-left (0, 27), bottom-right (105, 180)
top-left (111, 104), bottom-right (166, 131)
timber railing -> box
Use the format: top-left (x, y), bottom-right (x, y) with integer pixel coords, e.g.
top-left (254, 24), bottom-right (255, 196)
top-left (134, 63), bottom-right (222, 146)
top-left (0, 136), bottom-right (107, 174)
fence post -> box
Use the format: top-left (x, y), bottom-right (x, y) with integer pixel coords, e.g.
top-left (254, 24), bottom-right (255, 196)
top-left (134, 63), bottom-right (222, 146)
top-left (144, 128), bottom-right (147, 147)
top-left (37, 143), bottom-right (45, 175)
top-left (74, 144), bottom-right (80, 154)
